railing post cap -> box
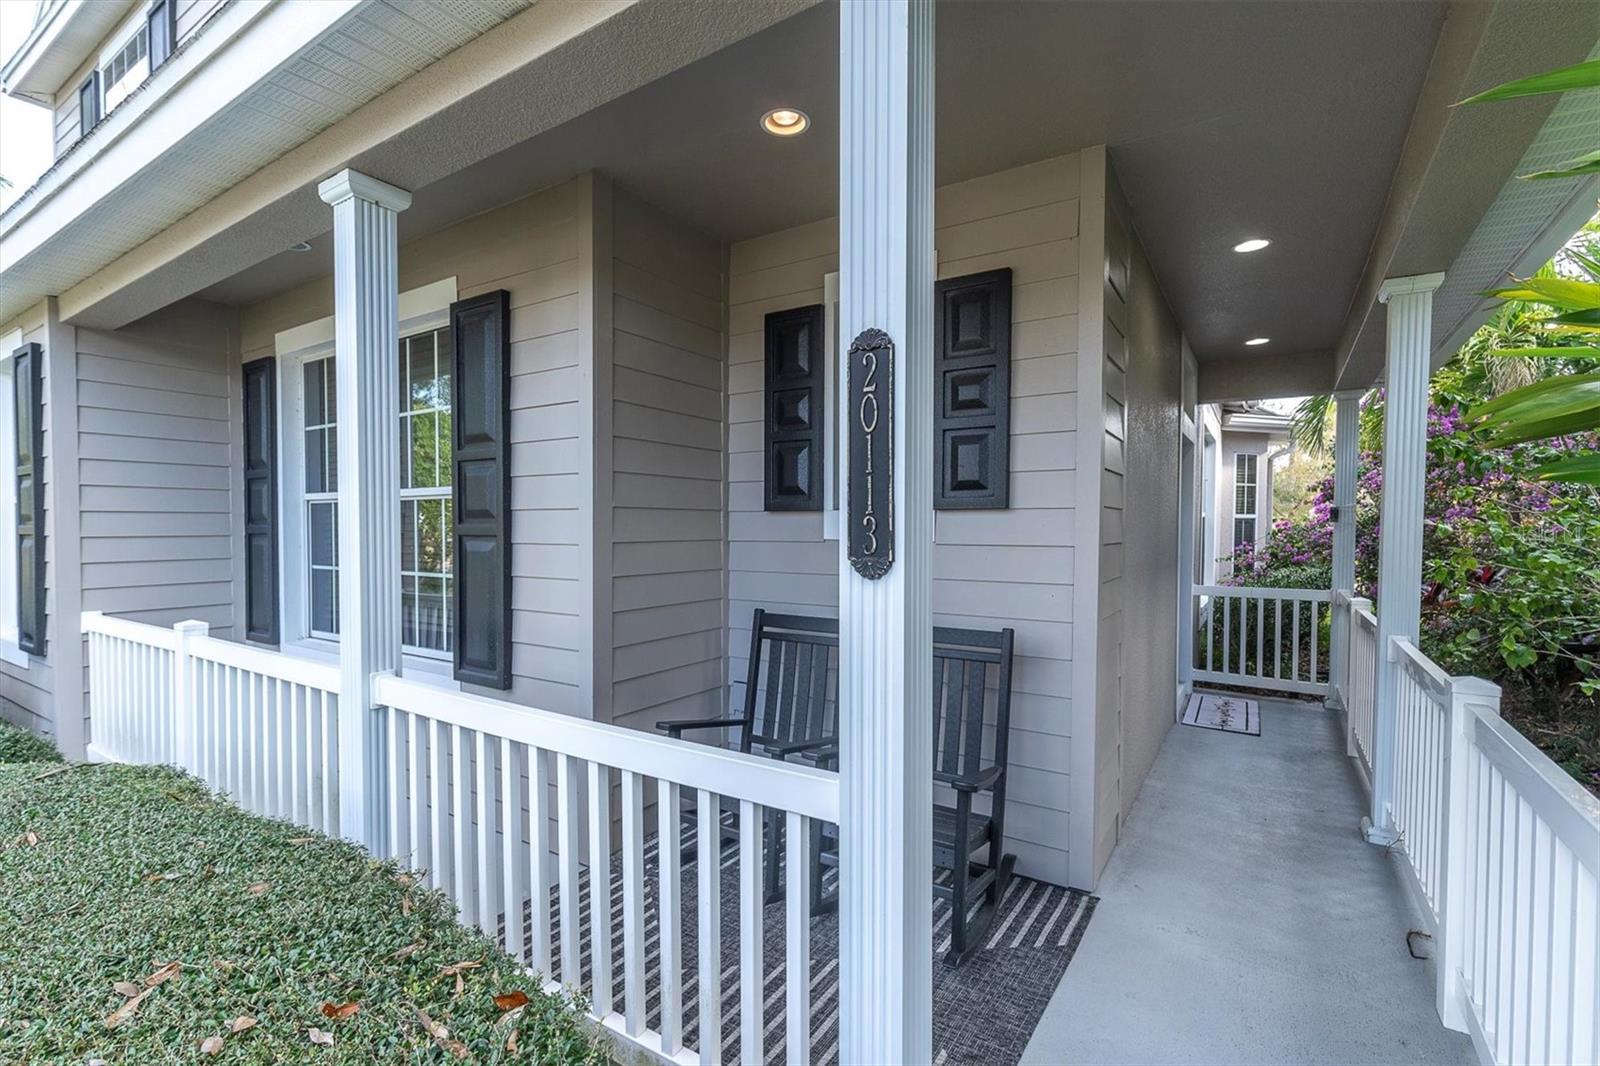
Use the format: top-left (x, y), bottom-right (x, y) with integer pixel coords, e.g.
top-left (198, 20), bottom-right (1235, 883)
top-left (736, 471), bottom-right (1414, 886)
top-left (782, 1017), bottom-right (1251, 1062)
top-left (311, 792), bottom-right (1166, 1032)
top-left (1451, 675), bottom-right (1501, 700)
top-left (174, 619), bottom-right (211, 636)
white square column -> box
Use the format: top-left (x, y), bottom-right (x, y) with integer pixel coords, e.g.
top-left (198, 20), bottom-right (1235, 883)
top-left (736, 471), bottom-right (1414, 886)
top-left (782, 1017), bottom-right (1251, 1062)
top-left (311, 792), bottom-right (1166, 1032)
top-left (1328, 388), bottom-right (1361, 707)
top-left (836, 0), bottom-right (935, 1061)
top-left (318, 168), bottom-right (412, 851)
top-left (1364, 272), bottom-right (1443, 844)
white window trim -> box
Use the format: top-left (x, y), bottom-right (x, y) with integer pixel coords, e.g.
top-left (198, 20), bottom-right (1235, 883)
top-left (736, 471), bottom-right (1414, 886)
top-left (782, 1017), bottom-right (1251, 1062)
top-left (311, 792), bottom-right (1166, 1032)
top-left (0, 332), bottom-right (26, 668)
top-left (271, 277), bottom-right (458, 675)
top-left (822, 270), bottom-right (841, 540)
top-left (97, 6), bottom-right (150, 113)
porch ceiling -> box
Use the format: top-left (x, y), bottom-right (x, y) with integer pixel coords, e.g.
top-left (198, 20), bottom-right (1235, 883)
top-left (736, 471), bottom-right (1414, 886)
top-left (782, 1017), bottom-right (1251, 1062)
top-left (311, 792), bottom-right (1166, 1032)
top-left (182, 1), bottom-right (1595, 397)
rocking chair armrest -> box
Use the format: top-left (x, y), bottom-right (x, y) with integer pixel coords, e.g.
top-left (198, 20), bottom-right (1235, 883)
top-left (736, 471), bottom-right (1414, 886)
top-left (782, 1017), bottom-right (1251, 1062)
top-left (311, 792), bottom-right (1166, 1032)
top-left (761, 736), bottom-right (834, 758)
top-left (804, 742), bottom-right (840, 769)
top-left (936, 765), bottom-right (1003, 794)
top-left (656, 716), bottom-right (748, 739)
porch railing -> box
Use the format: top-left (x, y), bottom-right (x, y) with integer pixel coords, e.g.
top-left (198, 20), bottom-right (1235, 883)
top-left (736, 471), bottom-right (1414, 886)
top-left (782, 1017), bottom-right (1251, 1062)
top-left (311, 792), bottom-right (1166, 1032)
top-left (1333, 594), bottom-right (1600, 1066)
top-left (1190, 585), bottom-right (1330, 696)
top-left (1343, 594), bottom-right (1378, 776)
top-left (82, 611), bottom-right (840, 1065)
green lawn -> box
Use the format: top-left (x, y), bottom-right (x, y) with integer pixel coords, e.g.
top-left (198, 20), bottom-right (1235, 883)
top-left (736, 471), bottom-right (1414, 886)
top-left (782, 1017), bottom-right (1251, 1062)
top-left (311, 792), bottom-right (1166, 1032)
top-left (0, 723), bottom-right (604, 1063)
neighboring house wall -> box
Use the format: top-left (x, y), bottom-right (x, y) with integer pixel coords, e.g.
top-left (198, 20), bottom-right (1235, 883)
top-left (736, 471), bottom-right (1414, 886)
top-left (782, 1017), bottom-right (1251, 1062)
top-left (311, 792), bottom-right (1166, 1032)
top-left (726, 154), bottom-right (1081, 885)
top-left (604, 185), bottom-right (727, 735)
top-left (1219, 430), bottom-right (1275, 558)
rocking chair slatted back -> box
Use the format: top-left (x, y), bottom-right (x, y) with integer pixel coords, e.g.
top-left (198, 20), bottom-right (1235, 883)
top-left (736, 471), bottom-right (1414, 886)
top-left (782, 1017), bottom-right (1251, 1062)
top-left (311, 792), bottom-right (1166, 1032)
top-left (742, 609), bottom-right (839, 755)
top-left (933, 625), bottom-right (1015, 786)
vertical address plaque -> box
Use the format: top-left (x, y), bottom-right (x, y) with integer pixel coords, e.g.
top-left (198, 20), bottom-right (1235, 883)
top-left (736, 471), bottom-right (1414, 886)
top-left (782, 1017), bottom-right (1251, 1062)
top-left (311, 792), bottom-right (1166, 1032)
top-left (847, 328), bottom-right (894, 579)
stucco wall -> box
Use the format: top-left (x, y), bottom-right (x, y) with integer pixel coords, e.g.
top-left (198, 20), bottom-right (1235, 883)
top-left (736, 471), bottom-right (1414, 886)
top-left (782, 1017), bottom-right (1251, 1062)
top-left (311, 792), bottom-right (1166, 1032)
top-left (725, 154), bottom-right (1082, 885)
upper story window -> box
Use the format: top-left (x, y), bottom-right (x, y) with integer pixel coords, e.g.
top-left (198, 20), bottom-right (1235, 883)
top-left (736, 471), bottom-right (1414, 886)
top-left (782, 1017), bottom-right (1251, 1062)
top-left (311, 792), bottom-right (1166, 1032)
top-left (100, 24), bottom-right (149, 113)
top-left (1232, 452), bottom-right (1258, 548)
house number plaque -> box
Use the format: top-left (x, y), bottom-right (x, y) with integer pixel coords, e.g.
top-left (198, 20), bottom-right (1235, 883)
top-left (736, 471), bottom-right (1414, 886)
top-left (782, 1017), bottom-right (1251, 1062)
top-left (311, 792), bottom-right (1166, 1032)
top-left (847, 328), bottom-right (894, 580)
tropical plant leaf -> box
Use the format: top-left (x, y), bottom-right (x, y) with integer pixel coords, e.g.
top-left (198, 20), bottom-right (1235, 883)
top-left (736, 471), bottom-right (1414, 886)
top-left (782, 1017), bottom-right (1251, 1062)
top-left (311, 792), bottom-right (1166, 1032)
top-left (1489, 346), bottom-right (1600, 359)
top-left (1522, 147), bottom-right (1600, 181)
top-left (1532, 453), bottom-right (1600, 483)
top-left (1486, 405), bottom-right (1600, 445)
top-left (1550, 307), bottom-right (1600, 327)
top-left (1457, 59), bottom-right (1600, 105)
top-left (1480, 277), bottom-right (1600, 312)
top-left (1468, 370), bottom-right (1600, 420)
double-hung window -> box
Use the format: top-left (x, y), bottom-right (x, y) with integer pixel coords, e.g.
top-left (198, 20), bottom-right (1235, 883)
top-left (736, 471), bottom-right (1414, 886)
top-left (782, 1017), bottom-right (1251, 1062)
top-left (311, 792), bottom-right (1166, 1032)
top-left (1232, 452), bottom-right (1258, 548)
top-left (99, 17), bottom-right (150, 113)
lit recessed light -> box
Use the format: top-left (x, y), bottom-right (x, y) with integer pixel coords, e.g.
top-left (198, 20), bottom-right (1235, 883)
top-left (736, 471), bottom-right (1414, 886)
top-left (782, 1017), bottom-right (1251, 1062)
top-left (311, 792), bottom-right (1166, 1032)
top-left (288, 241), bottom-right (312, 252)
top-left (1233, 238), bottom-right (1271, 253)
top-left (1245, 337), bottom-right (1270, 346)
top-left (761, 107), bottom-right (810, 137)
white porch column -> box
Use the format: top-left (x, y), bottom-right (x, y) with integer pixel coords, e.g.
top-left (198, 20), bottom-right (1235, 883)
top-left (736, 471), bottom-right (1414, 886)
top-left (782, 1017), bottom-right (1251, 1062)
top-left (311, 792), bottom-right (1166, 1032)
top-left (837, 1), bottom-right (934, 1062)
top-left (1365, 272), bottom-right (1443, 844)
top-left (1328, 389), bottom-right (1361, 709)
top-left (318, 168), bottom-right (412, 852)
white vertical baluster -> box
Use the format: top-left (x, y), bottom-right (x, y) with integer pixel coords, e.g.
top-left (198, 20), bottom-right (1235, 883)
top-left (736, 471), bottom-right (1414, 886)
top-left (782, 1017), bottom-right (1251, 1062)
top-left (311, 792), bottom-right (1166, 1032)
top-left (658, 781), bottom-right (683, 1055)
top-left (587, 762), bottom-right (614, 1017)
top-left (621, 771), bottom-right (645, 1037)
top-left (1254, 595), bottom-right (1263, 680)
top-left (696, 789), bottom-right (722, 1063)
top-left (786, 810), bottom-right (812, 1065)
top-left (274, 678), bottom-right (288, 819)
top-left (557, 754), bottom-right (581, 991)
top-left (322, 688), bottom-right (337, 832)
top-left (432, 716), bottom-right (451, 893)
top-left (501, 738), bottom-right (527, 963)
top-left (387, 707), bottom-right (407, 862)
top-left (1291, 597), bottom-right (1301, 684)
top-left (1310, 600), bottom-right (1321, 684)
top-left (530, 748), bottom-right (553, 979)
top-left (739, 799), bottom-right (764, 1064)
top-left (1222, 596), bottom-right (1231, 676)
top-left (476, 729), bottom-right (497, 939)
top-left (410, 712), bottom-right (429, 876)
top-left (453, 725), bottom-right (475, 926)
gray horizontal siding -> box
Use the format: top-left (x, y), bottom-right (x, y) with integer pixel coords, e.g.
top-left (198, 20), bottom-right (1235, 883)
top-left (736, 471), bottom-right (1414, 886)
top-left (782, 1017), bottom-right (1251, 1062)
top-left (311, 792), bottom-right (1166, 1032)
top-left (725, 155), bottom-right (1082, 885)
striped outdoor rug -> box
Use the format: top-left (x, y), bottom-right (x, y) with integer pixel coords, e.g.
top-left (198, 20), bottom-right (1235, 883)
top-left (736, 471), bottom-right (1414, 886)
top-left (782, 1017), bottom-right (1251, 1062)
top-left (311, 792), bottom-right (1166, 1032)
top-left (1182, 692), bottom-right (1261, 735)
top-left (499, 817), bottom-right (1097, 1065)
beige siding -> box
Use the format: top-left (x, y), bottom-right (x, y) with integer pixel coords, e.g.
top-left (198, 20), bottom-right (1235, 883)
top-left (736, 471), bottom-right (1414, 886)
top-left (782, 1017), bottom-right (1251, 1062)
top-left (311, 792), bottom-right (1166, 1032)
top-left (607, 189), bottom-right (727, 733)
top-left (236, 178), bottom-right (589, 716)
top-left (726, 155), bottom-right (1081, 885)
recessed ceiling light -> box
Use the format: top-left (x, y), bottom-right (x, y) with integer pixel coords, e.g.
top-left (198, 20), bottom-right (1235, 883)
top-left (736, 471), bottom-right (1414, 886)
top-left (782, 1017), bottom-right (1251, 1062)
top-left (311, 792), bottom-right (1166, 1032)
top-left (288, 241), bottom-right (312, 252)
top-left (761, 107), bottom-right (810, 137)
top-left (1233, 238), bottom-right (1271, 253)
top-left (1245, 337), bottom-right (1270, 346)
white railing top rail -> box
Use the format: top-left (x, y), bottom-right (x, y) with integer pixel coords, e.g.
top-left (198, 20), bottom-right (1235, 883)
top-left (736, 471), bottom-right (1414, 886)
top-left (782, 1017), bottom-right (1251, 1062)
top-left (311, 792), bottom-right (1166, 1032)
top-left (1192, 584), bottom-right (1331, 602)
top-left (1390, 636), bottom-right (1453, 703)
top-left (1352, 600), bottom-right (1377, 630)
top-left (82, 610), bottom-right (181, 650)
top-left (373, 672), bottom-right (840, 824)
top-left (82, 611), bottom-right (340, 692)
top-left (1472, 704), bottom-right (1600, 879)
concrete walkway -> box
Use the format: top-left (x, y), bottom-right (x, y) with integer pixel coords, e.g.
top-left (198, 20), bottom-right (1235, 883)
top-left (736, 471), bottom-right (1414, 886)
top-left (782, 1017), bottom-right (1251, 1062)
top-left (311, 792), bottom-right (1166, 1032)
top-left (1022, 695), bottom-right (1475, 1065)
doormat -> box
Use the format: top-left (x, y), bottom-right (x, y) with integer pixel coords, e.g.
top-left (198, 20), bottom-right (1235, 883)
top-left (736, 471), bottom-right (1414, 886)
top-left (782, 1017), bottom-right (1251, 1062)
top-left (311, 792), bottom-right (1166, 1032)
top-left (1181, 692), bottom-right (1260, 735)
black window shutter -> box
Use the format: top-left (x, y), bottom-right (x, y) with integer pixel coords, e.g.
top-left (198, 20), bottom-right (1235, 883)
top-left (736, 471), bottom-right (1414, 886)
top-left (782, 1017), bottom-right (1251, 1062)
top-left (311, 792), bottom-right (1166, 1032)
top-left (242, 358), bottom-right (278, 644)
top-left (148, 0), bottom-right (175, 68)
top-left (78, 73), bottom-right (100, 137)
top-left (13, 343), bottom-right (44, 657)
top-left (934, 268), bottom-right (1012, 509)
top-left (450, 290), bottom-right (512, 689)
top-left (763, 304), bottom-right (825, 511)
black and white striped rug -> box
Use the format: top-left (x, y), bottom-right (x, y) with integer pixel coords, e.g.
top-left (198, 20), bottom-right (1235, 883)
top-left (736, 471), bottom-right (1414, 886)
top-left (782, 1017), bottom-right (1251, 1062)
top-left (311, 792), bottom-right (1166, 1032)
top-left (499, 818), bottom-right (1097, 1065)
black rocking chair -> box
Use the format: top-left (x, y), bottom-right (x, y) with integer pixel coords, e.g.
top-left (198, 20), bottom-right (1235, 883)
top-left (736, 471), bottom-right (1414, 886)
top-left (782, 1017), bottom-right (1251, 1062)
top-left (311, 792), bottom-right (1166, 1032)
top-left (655, 609), bottom-right (839, 904)
top-left (811, 624), bottom-right (1018, 966)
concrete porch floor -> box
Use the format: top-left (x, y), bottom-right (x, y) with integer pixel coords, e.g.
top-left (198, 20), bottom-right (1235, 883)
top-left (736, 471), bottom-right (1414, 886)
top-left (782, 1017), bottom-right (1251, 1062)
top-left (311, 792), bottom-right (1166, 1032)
top-left (1021, 694), bottom-right (1474, 1065)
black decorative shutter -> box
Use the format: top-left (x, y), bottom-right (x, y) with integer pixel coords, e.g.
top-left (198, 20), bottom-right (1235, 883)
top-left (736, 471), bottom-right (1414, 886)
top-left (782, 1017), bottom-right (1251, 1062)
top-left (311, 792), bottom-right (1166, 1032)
top-left (763, 304), bottom-right (825, 511)
top-left (934, 268), bottom-right (1012, 509)
top-left (450, 290), bottom-right (511, 689)
top-left (14, 343), bottom-right (43, 657)
top-left (242, 358), bottom-right (278, 643)
top-left (148, 0), bottom-right (175, 68)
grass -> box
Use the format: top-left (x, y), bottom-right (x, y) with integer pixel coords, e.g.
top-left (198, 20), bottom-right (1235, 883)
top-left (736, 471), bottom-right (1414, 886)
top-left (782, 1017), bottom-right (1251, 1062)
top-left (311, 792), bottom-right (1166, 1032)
top-left (0, 728), bottom-right (605, 1064)
top-left (0, 721), bottom-right (62, 765)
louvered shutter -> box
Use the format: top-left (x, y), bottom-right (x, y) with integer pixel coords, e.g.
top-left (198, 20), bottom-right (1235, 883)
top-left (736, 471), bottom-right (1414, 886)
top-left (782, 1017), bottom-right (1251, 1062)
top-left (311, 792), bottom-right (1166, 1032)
top-left (934, 268), bottom-right (1012, 509)
top-left (763, 304), bottom-right (825, 511)
top-left (242, 358), bottom-right (279, 643)
top-left (450, 290), bottom-right (512, 688)
top-left (13, 343), bottom-right (43, 657)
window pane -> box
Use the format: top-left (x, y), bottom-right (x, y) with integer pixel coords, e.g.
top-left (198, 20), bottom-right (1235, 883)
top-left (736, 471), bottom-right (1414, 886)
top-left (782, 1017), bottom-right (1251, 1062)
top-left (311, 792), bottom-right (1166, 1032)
top-left (417, 575), bottom-right (448, 652)
top-left (304, 360), bottom-right (325, 426)
top-left (435, 328), bottom-right (452, 409)
top-left (401, 576), bottom-right (418, 649)
top-left (409, 411), bottom-right (439, 489)
top-left (304, 428), bottom-right (326, 494)
top-left (326, 426), bottom-right (338, 492)
top-left (409, 332), bottom-right (437, 411)
top-left (311, 569), bottom-right (338, 635)
top-left (400, 498), bottom-right (416, 572)
top-left (436, 409), bottom-right (452, 487)
top-left (310, 501), bottom-right (337, 567)
top-left (418, 497), bottom-right (446, 574)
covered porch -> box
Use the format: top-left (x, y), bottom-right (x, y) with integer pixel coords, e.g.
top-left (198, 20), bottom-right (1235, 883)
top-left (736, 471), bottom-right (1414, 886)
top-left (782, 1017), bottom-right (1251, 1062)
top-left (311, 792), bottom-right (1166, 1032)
top-left (53, 0), bottom-right (1600, 1063)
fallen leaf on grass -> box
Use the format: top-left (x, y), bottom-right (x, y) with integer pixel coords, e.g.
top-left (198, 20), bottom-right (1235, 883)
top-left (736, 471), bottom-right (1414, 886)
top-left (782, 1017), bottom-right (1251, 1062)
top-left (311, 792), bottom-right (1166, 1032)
top-left (288, 836), bottom-right (316, 845)
top-left (111, 981), bottom-right (141, 999)
top-left (440, 959), bottom-right (482, 998)
top-left (245, 882), bottom-right (270, 896)
top-left (5, 830), bottom-right (40, 849)
top-left (321, 1000), bottom-right (360, 1021)
top-left (33, 764), bottom-right (72, 780)
top-left (414, 1007), bottom-right (469, 1060)
top-left (307, 1027), bottom-right (334, 1047)
top-left (401, 893), bottom-right (413, 916)
top-left (144, 961), bottom-right (181, 989)
top-left (230, 1015), bottom-right (258, 1033)
top-left (144, 871), bottom-right (182, 883)
top-left (492, 991), bottom-right (529, 1012)
top-left (393, 942), bottom-right (423, 960)
top-left (104, 990), bottom-right (149, 1030)
top-left (199, 1035), bottom-right (224, 1055)
top-left (506, 1028), bottom-right (519, 1054)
